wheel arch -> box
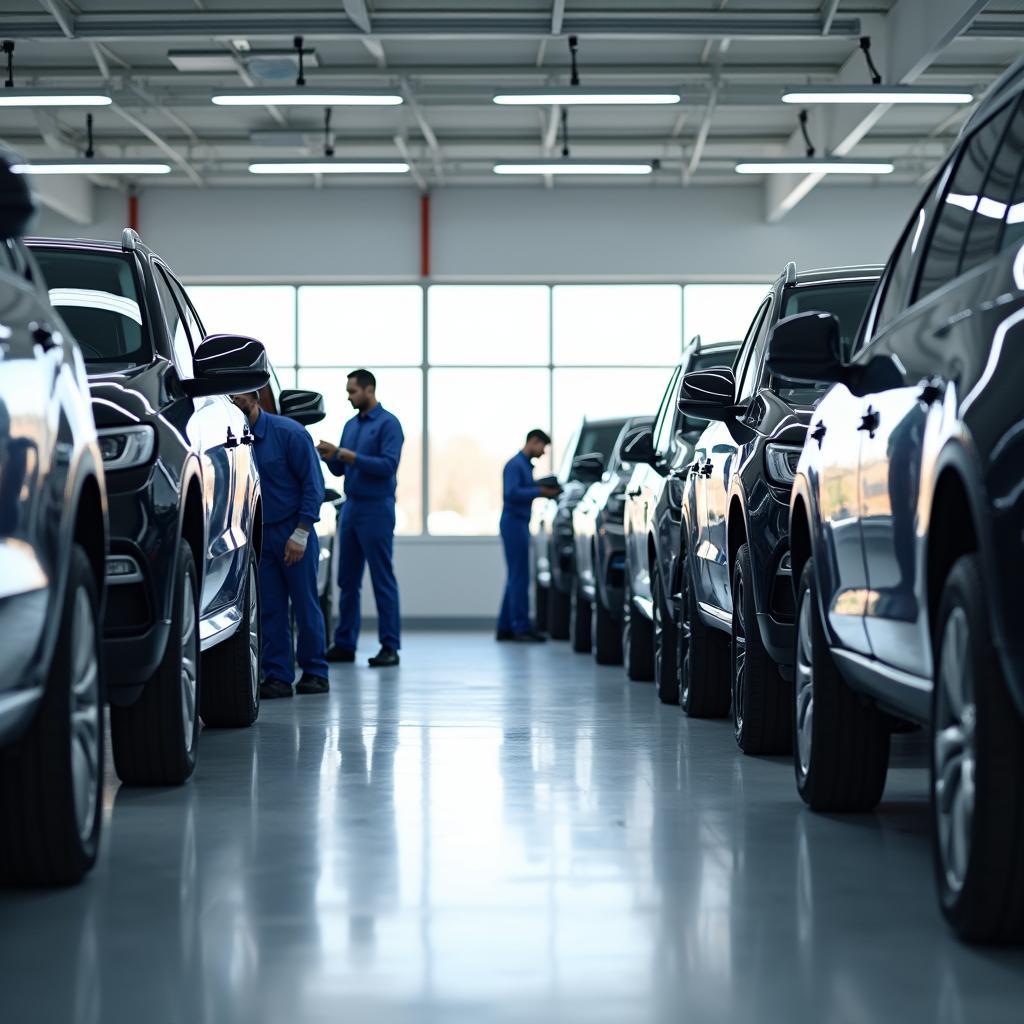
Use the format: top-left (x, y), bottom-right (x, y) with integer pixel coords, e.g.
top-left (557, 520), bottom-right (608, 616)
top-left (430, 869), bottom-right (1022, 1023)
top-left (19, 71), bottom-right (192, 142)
top-left (179, 467), bottom-right (206, 579)
top-left (789, 493), bottom-right (811, 590)
top-left (73, 472), bottom-right (107, 589)
top-left (925, 463), bottom-right (979, 638)
top-left (727, 494), bottom-right (748, 578)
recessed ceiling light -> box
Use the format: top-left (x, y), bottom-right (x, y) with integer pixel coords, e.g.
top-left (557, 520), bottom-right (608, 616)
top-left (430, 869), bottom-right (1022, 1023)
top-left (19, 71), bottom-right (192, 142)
top-left (734, 159), bottom-right (894, 175)
top-left (12, 161), bottom-right (172, 175)
top-left (494, 89), bottom-right (680, 106)
top-left (781, 86), bottom-right (974, 105)
top-left (213, 89), bottom-right (402, 107)
top-left (0, 90), bottom-right (112, 108)
top-left (493, 161), bottom-right (654, 176)
top-left (248, 161), bottom-right (410, 174)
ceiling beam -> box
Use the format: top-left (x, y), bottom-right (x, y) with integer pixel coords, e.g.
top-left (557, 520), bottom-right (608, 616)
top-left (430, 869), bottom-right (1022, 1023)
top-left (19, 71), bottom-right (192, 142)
top-left (393, 134), bottom-right (428, 192)
top-left (341, 0), bottom-right (372, 34)
top-left (551, 0), bottom-right (566, 36)
top-left (821, 0), bottom-right (842, 36)
top-left (684, 80), bottom-right (719, 185)
top-left (400, 78), bottom-right (444, 182)
top-left (765, 0), bottom-right (989, 222)
top-left (110, 104), bottom-right (206, 186)
top-left (35, 0), bottom-right (74, 38)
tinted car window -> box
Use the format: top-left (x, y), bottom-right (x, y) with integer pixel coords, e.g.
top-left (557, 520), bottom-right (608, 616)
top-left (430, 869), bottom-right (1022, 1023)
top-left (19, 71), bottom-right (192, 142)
top-left (577, 423), bottom-right (626, 462)
top-left (735, 299), bottom-right (771, 403)
top-left (654, 367), bottom-right (682, 452)
top-left (960, 98), bottom-right (1024, 273)
top-left (33, 249), bottom-right (150, 366)
top-left (916, 102), bottom-right (1015, 301)
top-left (153, 266), bottom-right (191, 375)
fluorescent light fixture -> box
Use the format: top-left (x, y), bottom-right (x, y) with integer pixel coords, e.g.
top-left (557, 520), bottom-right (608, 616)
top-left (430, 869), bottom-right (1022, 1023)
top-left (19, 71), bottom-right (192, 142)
top-left (0, 89), bottom-right (112, 108)
top-left (248, 161), bottom-right (410, 174)
top-left (12, 161), bottom-right (171, 175)
top-left (782, 86), bottom-right (973, 105)
top-left (213, 89), bottom-right (402, 106)
top-left (494, 89), bottom-right (680, 106)
top-left (494, 161), bottom-right (653, 176)
top-left (734, 159), bottom-right (894, 175)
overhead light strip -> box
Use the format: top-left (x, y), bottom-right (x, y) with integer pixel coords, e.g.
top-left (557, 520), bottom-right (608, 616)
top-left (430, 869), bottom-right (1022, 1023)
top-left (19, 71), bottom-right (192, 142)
top-left (494, 161), bottom-right (653, 176)
top-left (734, 159), bottom-right (894, 175)
top-left (213, 90), bottom-right (403, 107)
top-left (0, 90), bottom-right (112, 107)
top-left (13, 161), bottom-right (172, 175)
top-left (248, 161), bottom-right (410, 174)
top-left (782, 86), bottom-right (974, 105)
top-left (494, 90), bottom-right (681, 106)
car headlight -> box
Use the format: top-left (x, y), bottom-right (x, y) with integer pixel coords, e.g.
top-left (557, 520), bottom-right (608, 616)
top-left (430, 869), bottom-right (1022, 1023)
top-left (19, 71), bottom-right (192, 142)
top-left (764, 443), bottom-right (802, 486)
top-left (97, 425), bottom-right (156, 470)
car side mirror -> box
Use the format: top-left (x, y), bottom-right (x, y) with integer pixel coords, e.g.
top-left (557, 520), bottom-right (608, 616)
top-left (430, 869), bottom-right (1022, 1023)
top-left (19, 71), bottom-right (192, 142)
top-left (620, 425), bottom-right (657, 466)
top-left (0, 155), bottom-right (36, 241)
top-left (571, 451), bottom-right (605, 484)
top-left (677, 365), bottom-right (741, 422)
top-left (766, 311), bottom-right (846, 385)
top-left (180, 333), bottom-right (270, 399)
top-left (280, 388), bottom-right (325, 426)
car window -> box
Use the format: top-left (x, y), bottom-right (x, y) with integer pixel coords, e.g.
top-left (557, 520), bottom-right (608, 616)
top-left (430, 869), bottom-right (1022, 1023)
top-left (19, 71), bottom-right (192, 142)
top-left (32, 248), bottom-right (151, 367)
top-left (960, 97), bottom-right (1024, 273)
top-left (915, 102), bottom-right (1015, 302)
top-left (736, 299), bottom-right (772, 403)
top-left (169, 274), bottom-right (207, 346)
top-left (154, 265), bottom-right (192, 376)
top-left (0, 240), bottom-right (15, 274)
top-left (653, 367), bottom-right (681, 454)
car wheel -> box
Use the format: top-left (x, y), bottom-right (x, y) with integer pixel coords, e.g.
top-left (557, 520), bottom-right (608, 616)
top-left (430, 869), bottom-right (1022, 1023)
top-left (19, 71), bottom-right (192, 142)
top-left (0, 545), bottom-right (104, 885)
top-left (534, 577), bottom-right (548, 634)
top-left (731, 543), bottom-right (791, 754)
top-left (930, 554), bottom-right (1024, 943)
top-left (571, 579), bottom-right (592, 653)
top-left (793, 558), bottom-right (889, 811)
top-left (593, 589), bottom-right (623, 665)
top-left (679, 555), bottom-right (730, 717)
top-left (622, 573), bottom-right (654, 682)
top-left (548, 582), bottom-right (572, 640)
top-left (200, 550), bottom-right (260, 728)
top-left (111, 539), bottom-right (201, 786)
top-left (652, 562), bottom-right (679, 705)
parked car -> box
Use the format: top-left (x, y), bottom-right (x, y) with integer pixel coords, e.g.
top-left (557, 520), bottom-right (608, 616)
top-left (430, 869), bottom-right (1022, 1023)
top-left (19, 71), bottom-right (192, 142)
top-left (29, 229), bottom-right (269, 786)
top-left (572, 416), bottom-right (653, 663)
top-left (767, 59), bottom-right (1024, 943)
top-left (533, 417), bottom-right (631, 639)
top-left (675, 266), bottom-right (879, 756)
top-left (621, 338), bottom-right (740, 692)
top-left (0, 156), bottom-right (109, 885)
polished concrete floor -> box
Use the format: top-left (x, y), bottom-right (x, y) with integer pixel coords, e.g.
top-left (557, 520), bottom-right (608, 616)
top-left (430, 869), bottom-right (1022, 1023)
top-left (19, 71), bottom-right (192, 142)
top-left (2, 632), bottom-right (1024, 1024)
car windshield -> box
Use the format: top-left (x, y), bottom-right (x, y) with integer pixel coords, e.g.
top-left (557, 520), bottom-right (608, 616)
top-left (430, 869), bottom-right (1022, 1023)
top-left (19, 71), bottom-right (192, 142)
top-left (775, 280), bottom-right (876, 406)
top-left (558, 421), bottom-right (626, 481)
top-left (32, 249), bottom-right (151, 368)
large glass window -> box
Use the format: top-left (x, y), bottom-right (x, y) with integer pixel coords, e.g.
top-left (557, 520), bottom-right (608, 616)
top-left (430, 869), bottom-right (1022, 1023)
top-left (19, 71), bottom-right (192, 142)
top-left (429, 285), bottom-right (548, 365)
top-left (682, 284), bottom-right (768, 345)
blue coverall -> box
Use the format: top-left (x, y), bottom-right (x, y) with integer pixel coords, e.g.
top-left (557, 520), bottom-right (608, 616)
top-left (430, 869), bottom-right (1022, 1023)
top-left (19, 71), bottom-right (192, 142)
top-left (250, 409), bottom-right (328, 683)
top-left (326, 404), bottom-right (404, 652)
top-left (498, 451), bottom-right (542, 636)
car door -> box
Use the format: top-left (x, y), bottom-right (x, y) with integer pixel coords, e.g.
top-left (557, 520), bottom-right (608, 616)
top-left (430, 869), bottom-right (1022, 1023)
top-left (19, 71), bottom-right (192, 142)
top-left (857, 94), bottom-right (1023, 676)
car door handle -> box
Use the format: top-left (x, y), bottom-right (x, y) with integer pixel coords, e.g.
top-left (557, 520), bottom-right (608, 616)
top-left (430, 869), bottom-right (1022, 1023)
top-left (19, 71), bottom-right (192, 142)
top-left (30, 321), bottom-right (57, 352)
top-left (810, 421), bottom-right (827, 448)
top-left (240, 430), bottom-right (254, 446)
top-left (917, 377), bottom-right (943, 406)
top-left (700, 461), bottom-right (714, 476)
top-left (627, 487), bottom-right (642, 498)
top-left (225, 428), bottom-right (239, 449)
top-left (857, 408), bottom-right (880, 437)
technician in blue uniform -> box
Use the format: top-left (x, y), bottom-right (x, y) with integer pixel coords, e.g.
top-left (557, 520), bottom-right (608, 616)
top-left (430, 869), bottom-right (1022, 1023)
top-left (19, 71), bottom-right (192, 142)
top-left (316, 369), bottom-right (404, 668)
top-left (232, 391), bottom-right (329, 698)
top-left (498, 429), bottom-right (559, 643)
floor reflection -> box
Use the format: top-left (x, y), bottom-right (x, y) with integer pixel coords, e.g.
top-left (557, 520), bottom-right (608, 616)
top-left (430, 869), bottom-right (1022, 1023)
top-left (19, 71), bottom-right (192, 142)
top-left (1, 634), bottom-right (1022, 1024)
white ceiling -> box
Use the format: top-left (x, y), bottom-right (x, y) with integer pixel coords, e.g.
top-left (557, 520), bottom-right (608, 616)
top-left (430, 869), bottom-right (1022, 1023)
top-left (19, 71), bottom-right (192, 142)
top-left (1, 0), bottom-right (1022, 198)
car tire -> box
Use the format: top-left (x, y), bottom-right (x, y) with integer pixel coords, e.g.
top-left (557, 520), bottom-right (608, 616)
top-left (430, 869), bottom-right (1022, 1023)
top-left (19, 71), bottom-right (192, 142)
top-left (652, 562), bottom-right (679, 705)
top-left (731, 543), bottom-right (791, 754)
top-left (0, 545), bottom-right (104, 886)
top-left (679, 555), bottom-right (730, 717)
top-left (793, 558), bottom-right (889, 811)
top-left (571, 579), bottom-right (592, 653)
top-left (548, 583), bottom-right (571, 640)
top-left (200, 551), bottom-right (260, 729)
top-left (593, 590), bottom-right (623, 665)
top-left (930, 554), bottom-right (1024, 943)
top-left (622, 573), bottom-right (654, 682)
top-left (111, 539), bottom-right (201, 786)
top-left (534, 577), bottom-right (548, 634)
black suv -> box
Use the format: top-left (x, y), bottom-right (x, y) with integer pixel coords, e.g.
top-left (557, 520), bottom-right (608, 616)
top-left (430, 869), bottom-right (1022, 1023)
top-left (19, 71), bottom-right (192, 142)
top-left (621, 338), bottom-right (740, 695)
top-left (676, 266), bottom-right (879, 754)
top-left (29, 230), bottom-right (269, 787)
top-left (769, 58), bottom-right (1024, 942)
top-left (533, 417), bottom-right (631, 640)
top-left (0, 156), bottom-right (108, 884)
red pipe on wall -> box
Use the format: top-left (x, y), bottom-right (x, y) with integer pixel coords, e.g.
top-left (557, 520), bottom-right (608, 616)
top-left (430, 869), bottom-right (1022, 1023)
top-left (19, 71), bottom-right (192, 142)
top-left (127, 193), bottom-right (139, 233)
top-left (420, 192), bottom-right (430, 279)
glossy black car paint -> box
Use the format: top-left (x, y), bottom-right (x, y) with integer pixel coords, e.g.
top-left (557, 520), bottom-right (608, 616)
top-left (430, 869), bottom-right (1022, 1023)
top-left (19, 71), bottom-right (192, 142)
top-left (29, 234), bottom-right (266, 701)
top-left (572, 416), bottom-right (653, 624)
top-left (680, 268), bottom-right (879, 675)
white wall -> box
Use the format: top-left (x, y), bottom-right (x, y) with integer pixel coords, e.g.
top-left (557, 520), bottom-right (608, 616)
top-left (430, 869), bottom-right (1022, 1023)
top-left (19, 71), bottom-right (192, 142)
top-left (33, 181), bottom-right (921, 624)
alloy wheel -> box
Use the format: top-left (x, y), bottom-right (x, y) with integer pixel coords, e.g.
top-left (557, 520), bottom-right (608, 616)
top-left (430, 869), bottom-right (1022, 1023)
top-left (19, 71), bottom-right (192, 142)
top-left (70, 586), bottom-right (101, 843)
top-left (181, 575), bottom-right (198, 751)
top-left (732, 573), bottom-right (747, 738)
top-left (795, 587), bottom-right (815, 779)
top-left (248, 562), bottom-right (260, 707)
top-left (934, 606), bottom-right (976, 896)
top-left (652, 568), bottom-right (664, 685)
top-left (679, 570), bottom-right (693, 705)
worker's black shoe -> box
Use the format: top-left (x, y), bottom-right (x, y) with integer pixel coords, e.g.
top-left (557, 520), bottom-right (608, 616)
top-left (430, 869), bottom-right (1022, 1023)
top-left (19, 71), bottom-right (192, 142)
top-left (496, 630), bottom-right (515, 641)
top-left (513, 631), bottom-right (547, 643)
top-left (326, 645), bottom-right (356, 663)
top-left (368, 647), bottom-right (400, 668)
top-left (296, 673), bottom-right (329, 695)
top-left (260, 678), bottom-right (294, 699)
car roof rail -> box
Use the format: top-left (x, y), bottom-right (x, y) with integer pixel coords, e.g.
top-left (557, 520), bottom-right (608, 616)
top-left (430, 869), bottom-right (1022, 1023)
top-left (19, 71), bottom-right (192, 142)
top-left (783, 261), bottom-right (797, 285)
top-left (121, 227), bottom-right (141, 252)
